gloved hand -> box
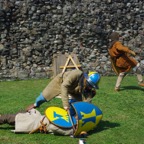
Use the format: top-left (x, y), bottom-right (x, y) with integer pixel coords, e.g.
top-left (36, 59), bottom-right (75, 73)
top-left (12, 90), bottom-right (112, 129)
top-left (130, 50), bottom-right (136, 56)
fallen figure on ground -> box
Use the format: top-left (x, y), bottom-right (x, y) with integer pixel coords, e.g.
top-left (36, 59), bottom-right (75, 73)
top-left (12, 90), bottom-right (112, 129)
top-left (0, 102), bottom-right (102, 137)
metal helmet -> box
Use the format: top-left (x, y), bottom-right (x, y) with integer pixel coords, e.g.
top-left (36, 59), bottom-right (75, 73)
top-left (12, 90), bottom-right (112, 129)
top-left (84, 71), bottom-right (100, 89)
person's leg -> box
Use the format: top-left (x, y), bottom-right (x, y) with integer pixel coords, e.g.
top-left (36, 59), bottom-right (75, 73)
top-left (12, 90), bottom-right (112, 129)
top-left (133, 63), bottom-right (144, 86)
top-left (136, 74), bottom-right (144, 84)
top-left (0, 114), bottom-right (16, 125)
top-left (115, 72), bottom-right (126, 91)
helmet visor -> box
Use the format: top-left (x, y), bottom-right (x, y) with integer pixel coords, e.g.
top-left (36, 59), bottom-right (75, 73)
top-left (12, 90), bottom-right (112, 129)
top-left (84, 73), bottom-right (99, 89)
top-left (87, 78), bottom-right (99, 89)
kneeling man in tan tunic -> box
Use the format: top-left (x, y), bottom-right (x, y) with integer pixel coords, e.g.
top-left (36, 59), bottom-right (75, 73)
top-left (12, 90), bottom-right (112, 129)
top-left (26, 70), bottom-right (101, 115)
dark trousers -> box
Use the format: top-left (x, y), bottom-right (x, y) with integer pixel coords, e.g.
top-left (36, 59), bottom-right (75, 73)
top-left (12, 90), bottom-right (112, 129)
top-left (0, 110), bottom-right (26, 125)
top-left (0, 114), bottom-right (16, 125)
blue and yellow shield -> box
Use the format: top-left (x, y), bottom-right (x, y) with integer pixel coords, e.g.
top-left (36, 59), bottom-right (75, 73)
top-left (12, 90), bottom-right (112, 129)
top-left (45, 106), bottom-right (77, 128)
top-left (72, 102), bottom-right (103, 136)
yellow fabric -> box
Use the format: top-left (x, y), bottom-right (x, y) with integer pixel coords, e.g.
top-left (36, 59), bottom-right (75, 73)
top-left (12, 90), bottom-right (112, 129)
top-left (88, 71), bottom-right (97, 76)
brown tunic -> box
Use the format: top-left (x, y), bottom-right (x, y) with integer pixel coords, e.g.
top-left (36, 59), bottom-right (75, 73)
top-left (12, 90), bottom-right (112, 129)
top-left (108, 41), bottom-right (137, 74)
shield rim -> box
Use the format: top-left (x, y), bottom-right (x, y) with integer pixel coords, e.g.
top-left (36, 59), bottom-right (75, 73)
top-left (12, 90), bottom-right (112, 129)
top-left (72, 102), bottom-right (103, 136)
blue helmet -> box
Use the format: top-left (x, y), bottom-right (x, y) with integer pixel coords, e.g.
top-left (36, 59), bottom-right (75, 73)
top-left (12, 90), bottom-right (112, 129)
top-left (84, 71), bottom-right (100, 89)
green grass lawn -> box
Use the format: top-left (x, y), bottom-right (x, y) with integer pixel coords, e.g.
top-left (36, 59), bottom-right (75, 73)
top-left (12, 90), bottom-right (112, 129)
top-left (0, 76), bottom-right (144, 144)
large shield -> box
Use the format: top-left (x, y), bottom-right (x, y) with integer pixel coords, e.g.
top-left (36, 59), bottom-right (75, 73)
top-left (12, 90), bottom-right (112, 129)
top-left (45, 106), bottom-right (77, 128)
top-left (72, 102), bottom-right (103, 136)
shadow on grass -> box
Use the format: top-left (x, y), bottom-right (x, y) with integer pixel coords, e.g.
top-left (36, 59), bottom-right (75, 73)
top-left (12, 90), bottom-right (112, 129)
top-left (120, 86), bottom-right (144, 91)
top-left (89, 120), bottom-right (120, 135)
top-left (0, 125), bottom-right (14, 130)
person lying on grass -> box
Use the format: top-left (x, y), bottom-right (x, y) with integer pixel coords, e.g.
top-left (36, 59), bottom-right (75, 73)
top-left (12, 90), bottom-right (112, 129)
top-left (0, 102), bottom-right (102, 137)
top-left (0, 108), bottom-right (73, 135)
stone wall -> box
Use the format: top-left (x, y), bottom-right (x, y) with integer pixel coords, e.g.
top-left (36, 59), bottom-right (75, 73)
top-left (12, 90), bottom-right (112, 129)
top-left (0, 0), bottom-right (144, 80)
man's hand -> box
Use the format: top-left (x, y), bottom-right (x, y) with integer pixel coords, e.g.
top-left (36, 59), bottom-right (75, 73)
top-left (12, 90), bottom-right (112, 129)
top-left (26, 104), bottom-right (36, 112)
top-left (64, 106), bottom-right (69, 111)
top-left (130, 50), bottom-right (136, 56)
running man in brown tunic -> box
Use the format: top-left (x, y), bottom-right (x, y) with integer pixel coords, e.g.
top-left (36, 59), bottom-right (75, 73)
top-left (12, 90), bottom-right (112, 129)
top-left (108, 32), bottom-right (144, 91)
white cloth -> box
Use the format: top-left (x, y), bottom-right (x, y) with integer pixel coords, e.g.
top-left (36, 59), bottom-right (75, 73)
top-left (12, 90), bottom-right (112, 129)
top-left (12, 109), bottom-right (46, 133)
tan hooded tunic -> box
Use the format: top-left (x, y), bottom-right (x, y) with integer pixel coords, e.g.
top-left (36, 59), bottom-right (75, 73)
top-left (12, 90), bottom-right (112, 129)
top-left (42, 70), bottom-right (92, 108)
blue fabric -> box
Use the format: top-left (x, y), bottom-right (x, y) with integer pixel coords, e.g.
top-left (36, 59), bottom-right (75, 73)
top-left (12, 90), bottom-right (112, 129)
top-left (69, 99), bottom-right (77, 116)
top-left (35, 93), bottom-right (47, 107)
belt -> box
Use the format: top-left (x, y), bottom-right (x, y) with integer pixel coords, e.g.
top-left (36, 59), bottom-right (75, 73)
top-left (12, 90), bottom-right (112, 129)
top-left (29, 116), bottom-right (48, 134)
